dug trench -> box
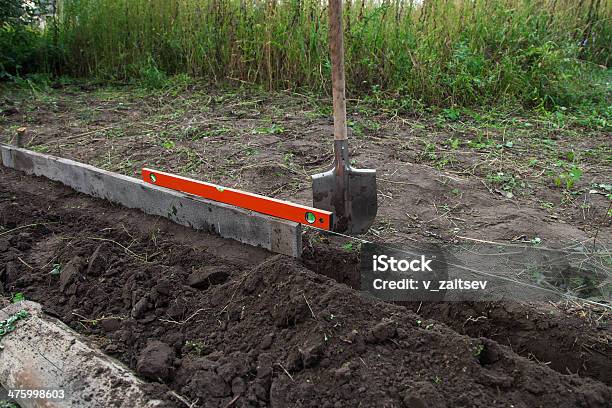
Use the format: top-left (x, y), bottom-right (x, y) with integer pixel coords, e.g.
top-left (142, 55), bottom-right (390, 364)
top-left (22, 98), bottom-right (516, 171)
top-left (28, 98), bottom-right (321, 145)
top-left (302, 244), bottom-right (612, 386)
top-left (1, 167), bottom-right (610, 407)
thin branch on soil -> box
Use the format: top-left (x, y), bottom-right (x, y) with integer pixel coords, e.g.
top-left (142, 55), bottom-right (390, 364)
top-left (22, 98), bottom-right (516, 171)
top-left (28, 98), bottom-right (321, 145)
top-left (424, 202), bottom-right (460, 224)
top-left (455, 235), bottom-right (561, 252)
top-left (275, 363), bottom-right (294, 382)
top-left (480, 179), bottom-right (494, 194)
top-left (463, 316), bottom-right (487, 327)
top-left (170, 390), bottom-right (199, 408)
top-left (71, 312), bottom-right (99, 325)
top-left (59, 125), bottom-right (117, 141)
top-left (0, 222), bottom-right (57, 237)
top-left (217, 256), bottom-right (280, 317)
top-left (378, 178), bottom-right (421, 186)
top-left (527, 352), bottom-right (551, 366)
top-left (120, 223), bottom-right (136, 240)
top-left (159, 308), bottom-right (209, 325)
top-left (17, 257), bottom-right (33, 269)
top-left (86, 236), bottom-right (148, 262)
top-left (224, 394), bottom-right (240, 408)
top-left (303, 293), bottom-right (317, 320)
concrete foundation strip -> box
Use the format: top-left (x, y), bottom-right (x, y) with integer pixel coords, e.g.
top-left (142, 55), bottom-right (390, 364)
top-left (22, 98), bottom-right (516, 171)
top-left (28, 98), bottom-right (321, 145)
top-left (0, 144), bottom-right (302, 257)
top-left (0, 301), bottom-right (162, 407)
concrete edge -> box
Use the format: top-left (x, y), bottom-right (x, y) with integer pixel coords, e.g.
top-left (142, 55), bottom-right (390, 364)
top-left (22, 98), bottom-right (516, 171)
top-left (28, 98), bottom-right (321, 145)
top-left (0, 301), bottom-right (162, 407)
top-left (0, 144), bottom-right (302, 257)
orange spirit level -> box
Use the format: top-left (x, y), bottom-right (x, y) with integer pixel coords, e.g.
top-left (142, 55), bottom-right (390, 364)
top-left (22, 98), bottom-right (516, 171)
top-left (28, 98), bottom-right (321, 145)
top-left (142, 168), bottom-right (332, 230)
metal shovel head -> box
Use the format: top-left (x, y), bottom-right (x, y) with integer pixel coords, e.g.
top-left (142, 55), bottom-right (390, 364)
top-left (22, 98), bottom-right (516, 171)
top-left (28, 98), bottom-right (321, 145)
top-left (312, 163), bottom-right (377, 234)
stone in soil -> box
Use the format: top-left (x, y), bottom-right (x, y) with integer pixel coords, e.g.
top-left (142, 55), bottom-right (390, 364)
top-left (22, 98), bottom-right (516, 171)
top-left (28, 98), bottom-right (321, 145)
top-left (136, 340), bottom-right (176, 382)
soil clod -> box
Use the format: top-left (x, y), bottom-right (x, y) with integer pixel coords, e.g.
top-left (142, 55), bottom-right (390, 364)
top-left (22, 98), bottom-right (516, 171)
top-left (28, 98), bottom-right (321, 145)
top-left (187, 266), bottom-right (231, 289)
top-left (137, 340), bottom-right (176, 382)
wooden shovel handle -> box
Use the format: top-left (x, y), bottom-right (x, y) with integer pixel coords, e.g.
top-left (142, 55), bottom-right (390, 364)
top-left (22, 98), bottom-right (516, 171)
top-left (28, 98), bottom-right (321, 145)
top-left (328, 0), bottom-right (347, 141)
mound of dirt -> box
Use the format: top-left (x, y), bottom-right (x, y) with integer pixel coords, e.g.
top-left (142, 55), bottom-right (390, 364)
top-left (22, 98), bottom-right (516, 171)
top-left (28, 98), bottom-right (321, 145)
top-left (1, 168), bottom-right (611, 407)
top-left (160, 255), bottom-right (611, 408)
top-left (405, 301), bottom-right (612, 386)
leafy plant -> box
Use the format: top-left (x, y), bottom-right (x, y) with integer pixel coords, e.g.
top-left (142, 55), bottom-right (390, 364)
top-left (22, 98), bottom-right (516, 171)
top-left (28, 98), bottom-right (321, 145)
top-left (49, 263), bottom-right (62, 276)
top-left (185, 340), bottom-right (209, 356)
top-left (283, 152), bottom-right (294, 166)
top-left (347, 120), bottom-right (364, 138)
top-left (442, 108), bottom-right (460, 121)
top-left (467, 134), bottom-right (495, 149)
top-left (0, 309), bottom-right (29, 347)
top-left (554, 166), bottom-right (583, 190)
top-left (11, 292), bottom-right (25, 303)
top-left (341, 242), bottom-right (354, 251)
top-left (497, 141), bottom-right (514, 149)
top-left (136, 56), bottom-right (168, 89)
top-left (487, 172), bottom-right (525, 197)
top-left (252, 124), bottom-right (284, 135)
top-left (161, 139), bottom-right (175, 150)
top-left (446, 137), bottom-right (461, 150)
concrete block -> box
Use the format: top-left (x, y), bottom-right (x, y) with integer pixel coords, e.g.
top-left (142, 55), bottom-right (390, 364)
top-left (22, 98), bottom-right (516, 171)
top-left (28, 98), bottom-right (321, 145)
top-left (0, 301), bottom-right (162, 407)
top-left (0, 144), bottom-right (301, 257)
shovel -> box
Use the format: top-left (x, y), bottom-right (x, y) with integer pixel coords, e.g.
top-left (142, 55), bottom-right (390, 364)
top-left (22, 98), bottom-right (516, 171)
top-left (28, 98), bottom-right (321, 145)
top-left (312, 0), bottom-right (377, 234)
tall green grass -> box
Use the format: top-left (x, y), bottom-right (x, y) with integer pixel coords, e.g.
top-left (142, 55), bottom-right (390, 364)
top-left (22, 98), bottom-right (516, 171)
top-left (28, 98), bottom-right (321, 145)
top-left (12, 0), bottom-right (612, 109)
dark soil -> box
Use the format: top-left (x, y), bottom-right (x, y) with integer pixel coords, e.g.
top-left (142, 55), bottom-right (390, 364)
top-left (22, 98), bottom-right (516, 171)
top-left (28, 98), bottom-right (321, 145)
top-left (404, 301), bottom-right (612, 386)
top-left (1, 167), bottom-right (611, 407)
top-left (303, 237), bottom-right (612, 386)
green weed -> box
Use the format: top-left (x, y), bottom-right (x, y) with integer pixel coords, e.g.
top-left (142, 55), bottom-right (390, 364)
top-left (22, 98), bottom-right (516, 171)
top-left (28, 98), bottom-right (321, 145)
top-left (467, 133), bottom-right (495, 149)
top-left (161, 140), bottom-right (175, 150)
top-left (189, 126), bottom-right (230, 141)
top-left (487, 172), bottom-right (525, 197)
top-left (442, 108), bottom-right (461, 122)
top-left (553, 165), bottom-right (583, 190)
top-left (244, 147), bottom-right (259, 157)
top-left (6, 0), bottom-right (610, 113)
top-left (252, 124), bottom-right (284, 135)
top-left (49, 263), bottom-right (62, 276)
top-left (283, 152), bottom-right (295, 167)
top-left (341, 242), bottom-right (354, 251)
top-left (0, 309), bottom-right (29, 348)
top-left (539, 201), bottom-right (554, 210)
top-left (177, 147), bottom-right (203, 173)
top-left (185, 340), bottom-right (209, 356)
top-left (446, 137), bottom-right (461, 150)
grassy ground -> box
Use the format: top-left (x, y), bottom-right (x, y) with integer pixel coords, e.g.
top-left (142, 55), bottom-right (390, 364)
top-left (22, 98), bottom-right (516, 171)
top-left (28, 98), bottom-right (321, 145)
top-left (4, 0), bottom-right (611, 110)
top-left (1, 81), bottom-right (609, 251)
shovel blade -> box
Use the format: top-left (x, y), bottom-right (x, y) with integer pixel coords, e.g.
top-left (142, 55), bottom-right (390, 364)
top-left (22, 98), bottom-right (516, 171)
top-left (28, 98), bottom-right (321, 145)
top-left (312, 166), bottom-right (377, 234)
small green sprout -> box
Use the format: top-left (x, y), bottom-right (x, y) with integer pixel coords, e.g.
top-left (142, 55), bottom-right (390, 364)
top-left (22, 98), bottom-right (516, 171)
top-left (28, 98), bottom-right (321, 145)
top-left (50, 263), bottom-right (62, 276)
